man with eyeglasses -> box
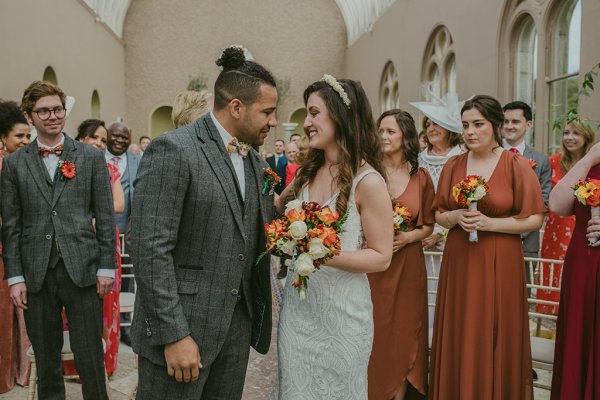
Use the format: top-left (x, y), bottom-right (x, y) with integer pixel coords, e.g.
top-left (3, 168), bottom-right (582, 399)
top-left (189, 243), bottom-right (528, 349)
top-left (1, 81), bottom-right (116, 399)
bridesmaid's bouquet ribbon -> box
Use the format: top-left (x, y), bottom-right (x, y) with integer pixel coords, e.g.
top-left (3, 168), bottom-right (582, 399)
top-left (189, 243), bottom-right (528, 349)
top-left (572, 178), bottom-right (600, 245)
top-left (452, 175), bottom-right (490, 242)
top-left (257, 200), bottom-right (347, 299)
top-left (393, 202), bottom-right (412, 233)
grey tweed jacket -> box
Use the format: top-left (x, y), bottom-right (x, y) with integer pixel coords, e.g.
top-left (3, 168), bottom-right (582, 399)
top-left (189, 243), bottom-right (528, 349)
top-left (129, 114), bottom-right (275, 367)
top-left (522, 145), bottom-right (551, 256)
top-left (1, 135), bottom-right (117, 292)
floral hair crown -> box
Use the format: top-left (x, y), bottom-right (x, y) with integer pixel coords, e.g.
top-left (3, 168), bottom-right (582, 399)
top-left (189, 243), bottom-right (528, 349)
top-left (321, 74), bottom-right (351, 108)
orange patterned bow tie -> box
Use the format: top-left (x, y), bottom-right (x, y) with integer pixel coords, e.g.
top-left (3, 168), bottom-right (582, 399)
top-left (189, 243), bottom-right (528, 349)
top-left (38, 144), bottom-right (64, 158)
top-left (227, 137), bottom-right (251, 158)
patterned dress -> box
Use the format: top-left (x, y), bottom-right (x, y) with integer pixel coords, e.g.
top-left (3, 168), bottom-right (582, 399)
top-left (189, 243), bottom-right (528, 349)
top-left (278, 169), bottom-right (381, 399)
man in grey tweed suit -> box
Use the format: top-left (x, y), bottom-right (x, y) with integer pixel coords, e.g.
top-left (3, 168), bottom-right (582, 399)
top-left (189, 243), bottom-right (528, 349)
top-left (1, 81), bottom-right (116, 399)
top-left (130, 46), bottom-right (277, 400)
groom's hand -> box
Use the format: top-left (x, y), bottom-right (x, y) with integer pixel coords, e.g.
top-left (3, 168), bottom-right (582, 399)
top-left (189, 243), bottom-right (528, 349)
top-left (164, 335), bottom-right (202, 383)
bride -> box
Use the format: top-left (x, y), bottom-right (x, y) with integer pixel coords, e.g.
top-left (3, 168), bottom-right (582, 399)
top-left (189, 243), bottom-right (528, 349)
top-left (275, 75), bottom-right (393, 399)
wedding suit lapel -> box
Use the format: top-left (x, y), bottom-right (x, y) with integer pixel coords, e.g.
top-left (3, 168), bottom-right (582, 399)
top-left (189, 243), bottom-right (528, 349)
top-left (51, 136), bottom-right (78, 207)
top-left (249, 151), bottom-right (267, 225)
top-left (23, 140), bottom-right (52, 205)
top-left (197, 117), bottom-right (245, 236)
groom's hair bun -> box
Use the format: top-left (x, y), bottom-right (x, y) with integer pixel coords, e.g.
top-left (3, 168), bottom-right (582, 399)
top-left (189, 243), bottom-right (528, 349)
top-left (215, 46), bottom-right (246, 70)
top-left (213, 46), bottom-right (277, 110)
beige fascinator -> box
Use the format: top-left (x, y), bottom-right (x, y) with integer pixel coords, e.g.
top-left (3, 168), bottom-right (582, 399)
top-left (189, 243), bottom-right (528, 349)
top-left (410, 84), bottom-right (463, 134)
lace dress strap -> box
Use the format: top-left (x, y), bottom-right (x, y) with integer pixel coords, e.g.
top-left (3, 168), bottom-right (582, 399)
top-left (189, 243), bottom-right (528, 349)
top-left (351, 168), bottom-right (383, 196)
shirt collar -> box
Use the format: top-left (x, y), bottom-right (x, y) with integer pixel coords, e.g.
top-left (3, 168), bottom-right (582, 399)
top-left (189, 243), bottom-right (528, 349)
top-left (209, 112), bottom-right (235, 150)
top-left (105, 149), bottom-right (123, 160)
top-left (36, 133), bottom-right (65, 149)
top-left (502, 139), bottom-right (526, 154)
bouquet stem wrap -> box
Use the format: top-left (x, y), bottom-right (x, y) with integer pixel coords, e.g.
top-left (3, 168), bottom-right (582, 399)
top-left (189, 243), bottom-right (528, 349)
top-left (590, 206), bottom-right (600, 246)
top-left (468, 201), bottom-right (478, 242)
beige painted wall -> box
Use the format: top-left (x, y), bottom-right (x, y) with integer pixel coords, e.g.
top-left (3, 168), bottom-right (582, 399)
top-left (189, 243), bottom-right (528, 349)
top-left (0, 0), bottom-right (126, 136)
top-left (122, 0), bottom-right (346, 146)
top-left (345, 0), bottom-right (600, 152)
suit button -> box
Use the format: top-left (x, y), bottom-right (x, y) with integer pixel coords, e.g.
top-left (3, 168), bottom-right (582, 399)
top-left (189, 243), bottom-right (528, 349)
top-left (52, 211), bottom-right (57, 216)
top-left (238, 254), bottom-right (245, 261)
top-left (45, 234), bottom-right (52, 240)
top-left (231, 289), bottom-right (239, 296)
top-left (147, 329), bottom-right (152, 337)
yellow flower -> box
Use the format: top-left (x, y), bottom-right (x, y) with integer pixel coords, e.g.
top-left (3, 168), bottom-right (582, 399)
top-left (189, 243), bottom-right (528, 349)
top-left (452, 185), bottom-right (461, 202)
top-left (576, 185), bottom-right (592, 199)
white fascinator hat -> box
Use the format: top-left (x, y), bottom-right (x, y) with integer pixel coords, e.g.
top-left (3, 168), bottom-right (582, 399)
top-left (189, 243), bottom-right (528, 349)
top-left (410, 84), bottom-right (464, 134)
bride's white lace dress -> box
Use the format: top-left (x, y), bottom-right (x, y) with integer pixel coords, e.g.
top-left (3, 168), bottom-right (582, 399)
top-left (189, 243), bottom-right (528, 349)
top-left (277, 169), bottom-right (379, 400)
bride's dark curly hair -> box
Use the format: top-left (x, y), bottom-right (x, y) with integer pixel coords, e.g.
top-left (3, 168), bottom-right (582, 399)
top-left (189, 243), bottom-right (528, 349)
top-left (291, 78), bottom-right (384, 216)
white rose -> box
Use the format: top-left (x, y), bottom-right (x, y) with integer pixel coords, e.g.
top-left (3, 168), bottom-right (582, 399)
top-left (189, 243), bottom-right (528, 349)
top-left (295, 253), bottom-right (315, 277)
top-left (284, 199), bottom-right (303, 214)
top-left (471, 186), bottom-right (487, 201)
top-left (308, 237), bottom-right (329, 259)
top-left (289, 221), bottom-right (308, 240)
top-left (277, 239), bottom-right (296, 256)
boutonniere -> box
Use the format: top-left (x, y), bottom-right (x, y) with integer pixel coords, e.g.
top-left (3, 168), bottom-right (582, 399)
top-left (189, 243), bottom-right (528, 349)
top-left (58, 160), bottom-right (76, 180)
top-left (529, 159), bottom-right (537, 169)
top-left (262, 168), bottom-right (281, 195)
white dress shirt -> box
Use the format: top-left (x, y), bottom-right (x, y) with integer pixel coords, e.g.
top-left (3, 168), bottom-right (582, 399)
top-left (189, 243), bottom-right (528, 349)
top-left (105, 149), bottom-right (128, 177)
top-left (502, 139), bottom-right (526, 155)
top-left (210, 112), bottom-right (245, 199)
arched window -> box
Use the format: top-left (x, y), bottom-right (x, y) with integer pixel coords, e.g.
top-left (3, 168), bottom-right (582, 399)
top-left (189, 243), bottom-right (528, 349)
top-left (514, 15), bottom-right (538, 108)
top-left (150, 106), bottom-right (175, 137)
top-left (422, 26), bottom-right (456, 98)
top-left (289, 108), bottom-right (307, 135)
top-left (379, 61), bottom-right (399, 113)
top-left (91, 90), bottom-right (101, 119)
top-left (43, 66), bottom-right (58, 85)
top-left (547, 0), bottom-right (581, 153)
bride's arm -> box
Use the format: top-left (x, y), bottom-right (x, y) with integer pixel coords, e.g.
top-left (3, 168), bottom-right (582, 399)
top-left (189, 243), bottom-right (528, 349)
top-left (327, 174), bottom-right (393, 273)
top-left (275, 180), bottom-right (296, 214)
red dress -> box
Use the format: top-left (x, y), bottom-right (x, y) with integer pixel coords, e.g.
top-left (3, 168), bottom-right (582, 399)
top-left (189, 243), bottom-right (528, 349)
top-left (551, 164), bottom-right (600, 400)
top-left (63, 163), bottom-right (122, 375)
top-left (368, 168), bottom-right (434, 399)
top-left (429, 151), bottom-right (546, 400)
top-left (538, 153), bottom-right (575, 314)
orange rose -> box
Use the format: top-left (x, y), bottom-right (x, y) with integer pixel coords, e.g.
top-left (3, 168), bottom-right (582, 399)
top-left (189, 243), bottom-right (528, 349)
top-left (318, 226), bottom-right (339, 247)
top-left (286, 208), bottom-right (306, 223)
top-left (316, 207), bottom-right (339, 225)
top-left (587, 189), bottom-right (600, 207)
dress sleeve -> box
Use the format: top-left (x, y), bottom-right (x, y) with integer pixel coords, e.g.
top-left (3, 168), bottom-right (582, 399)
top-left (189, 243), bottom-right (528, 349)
top-left (511, 152), bottom-right (547, 219)
top-left (432, 156), bottom-right (459, 213)
top-left (416, 168), bottom-right (435, 227)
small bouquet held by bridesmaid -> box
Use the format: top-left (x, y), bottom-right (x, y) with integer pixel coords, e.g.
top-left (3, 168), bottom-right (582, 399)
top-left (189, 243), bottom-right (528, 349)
top-left (393, 202), bottom-right (412, 233)
top-left (573, 178), bottom-right (600, 245)
top-left (452, 175), bottom-right (490, 242)
top-left (259, 200), bottom-right (347, 299)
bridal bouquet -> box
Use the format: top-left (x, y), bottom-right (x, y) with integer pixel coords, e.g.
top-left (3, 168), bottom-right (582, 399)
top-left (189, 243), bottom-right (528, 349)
top-left (259, 200), bottom-right (347, 299)
top-left (452, 175), bottom-right (490, 242)
top-left (393, 202), bottom-right (412, 233)
top-left (573, 178), bottom-right (600, 245)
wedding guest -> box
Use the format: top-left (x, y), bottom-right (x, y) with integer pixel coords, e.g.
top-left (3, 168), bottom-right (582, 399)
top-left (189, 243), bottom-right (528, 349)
top-left (502, 101), bottom-right (551, 259)
top-left (171, 90), bottom-right (213, 128)
top-left (2, 81), bottom-right (116, 399)
top-left (284, 142), bottom-right (300, 188)
top-left (548, 135), bottom-right (600, 400)
top-left (130, 45), bottom-right (276, 400)
top-left (418, 130), bottom-right (427, 151)
top-left (128, 143), bottom-right (142, 156)
top-left (430, 95), bottom-right (545, 399)
top-left (289, 132), bottom-right (301, 144)
top-left (139, 136), bottom-right (151, 154)
top-left (266, 139), bottom-right (287, 194)
top-left (368, 109), bottom-right (434, 400)
top-left (0, 99), bottom-right (32, 393)
top-left (276, 75), bottom-right (393, 399)
top-left (66, 118), bottom-right (125, 376)
top-left (539, 120), bottom-right (594, 314)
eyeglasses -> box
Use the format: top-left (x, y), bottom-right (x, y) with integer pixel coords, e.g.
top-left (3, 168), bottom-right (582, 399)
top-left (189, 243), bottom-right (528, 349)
top-left (32, 106), bottom-right (66, 121)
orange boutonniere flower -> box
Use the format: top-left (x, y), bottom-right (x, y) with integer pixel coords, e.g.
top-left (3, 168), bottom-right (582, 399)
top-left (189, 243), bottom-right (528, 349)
top-left (529, 159), bottom-right (537, 169)
top-left (262, 168), bottom-right (281, 195)
top-left (58, 160), bottom-right (76, 180)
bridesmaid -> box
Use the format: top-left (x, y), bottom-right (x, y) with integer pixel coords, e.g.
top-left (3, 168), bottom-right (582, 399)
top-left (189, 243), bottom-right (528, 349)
top-left (430, 95), bottom-right (545, 400)
top-left (0, 99), bottom-right (32, 393)
top-left (368, 109), bottom-right (434, 400)
top-left (548, 138), bottom-right (600, 400)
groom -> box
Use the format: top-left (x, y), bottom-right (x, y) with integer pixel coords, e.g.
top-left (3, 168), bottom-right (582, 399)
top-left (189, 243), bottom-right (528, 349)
top-left (130, 46), bottom-right (277, 400)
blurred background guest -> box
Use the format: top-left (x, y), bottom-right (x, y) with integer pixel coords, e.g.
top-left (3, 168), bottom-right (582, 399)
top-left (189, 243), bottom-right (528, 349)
top-left (289, 132), bottom-right (301, 145)
top-left (171, 89), bottom-right (213, 128)
top-left (139, 135), bottom-right (151, 155)
top-left (538, 120), bottom-right (595, 314)
top-left (0, 99), bottom-right (31, 393)
top-left (128, 143), bottom-right (142, 156)
top-left (266, 139), bottom-right (287, 194)
top-left (284, 141), bottom-right (300, 187)
top-left (368, 109), bottom-right (434, 400)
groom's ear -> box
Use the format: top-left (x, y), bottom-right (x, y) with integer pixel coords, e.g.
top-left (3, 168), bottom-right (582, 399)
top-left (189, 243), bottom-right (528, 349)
top-left (228, 98), bottom-right (244, 121)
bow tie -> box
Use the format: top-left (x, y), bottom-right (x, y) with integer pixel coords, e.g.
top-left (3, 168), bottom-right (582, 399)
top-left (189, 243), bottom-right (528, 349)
top-left (38, 144), bottom-right (64, 158)
top-left (227, 137), bottom-right (251, 158)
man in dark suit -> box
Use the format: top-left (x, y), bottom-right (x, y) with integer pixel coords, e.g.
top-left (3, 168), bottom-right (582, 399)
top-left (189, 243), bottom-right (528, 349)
top-left (266, 139), bottom-right (287, 194)
top-left (130, 46), bottom-right (276, 400)
top-left (1, 81), bottom-right (116, 399)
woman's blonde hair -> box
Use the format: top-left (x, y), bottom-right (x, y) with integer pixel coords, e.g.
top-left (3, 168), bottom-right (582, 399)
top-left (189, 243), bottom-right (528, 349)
top-left (172, 90), bottom-right (213, 128)
top-left (560, 120), bottom-right (596, 173)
